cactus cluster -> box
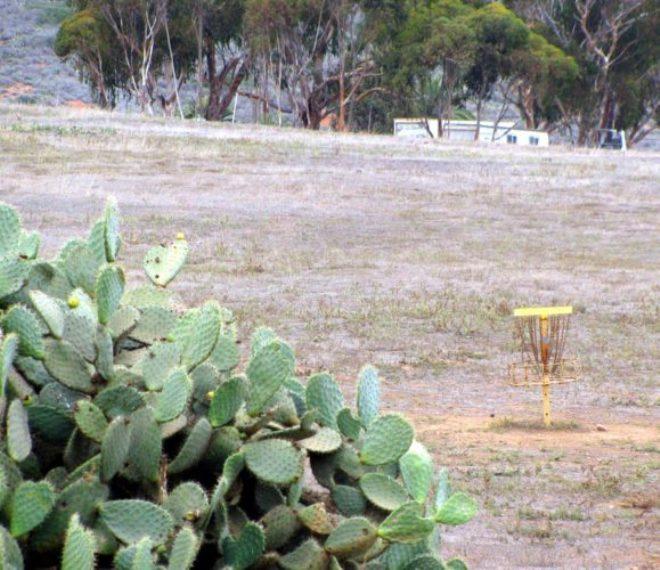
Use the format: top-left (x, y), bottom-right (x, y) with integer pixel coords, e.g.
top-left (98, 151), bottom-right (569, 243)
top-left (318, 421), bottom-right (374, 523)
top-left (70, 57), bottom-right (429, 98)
top-left (0, 199), bottom-right (476, 569)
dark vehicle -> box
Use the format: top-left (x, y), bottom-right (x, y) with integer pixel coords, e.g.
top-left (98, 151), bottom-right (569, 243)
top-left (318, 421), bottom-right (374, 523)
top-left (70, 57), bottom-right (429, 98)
top-left (597, 129), bottom-right (627, 151)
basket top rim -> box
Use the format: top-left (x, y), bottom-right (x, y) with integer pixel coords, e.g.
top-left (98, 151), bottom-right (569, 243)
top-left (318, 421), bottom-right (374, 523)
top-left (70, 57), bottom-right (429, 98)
top-left (513, 306), bottom-right (573, 318)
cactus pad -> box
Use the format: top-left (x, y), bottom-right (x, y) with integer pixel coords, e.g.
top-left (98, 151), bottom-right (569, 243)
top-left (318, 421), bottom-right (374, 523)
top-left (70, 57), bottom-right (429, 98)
top-left (127, 407), bottom-right (162, 482)
top-left (167, 527), bottom-right (200, 570)
top-left (357, 365), bottom-right (380, 427)
top-left (305, 373), bottom-right (344, 429)
top-left (209, 333), bottom-right (239, 372)
top-left (336, 408), bottom-right (362, 440)
top-left (297, 503), bottom-right (334, 534)
top-left (209, 377), bottom-right (244, 427)
top-left (155, 368), bottom-right (191, 422)
top-left (73, 400), bottom-right (108, 443)
top-left (96, 265), bottom-right (125, 324)
top-left (9, 480), bottom-right (55, 537)
top-left (30, 478), bottom-right (108, 552)
top-left (167, 527), bottom-right (199, 570)
top-left (360, 414), bottom-right (414, 466)
top-left (261, 504), bottom-right (299, 549)
top-left (331, 485), bottom-right (367, 516)
top-left (29, 290), bottom-right (65, 338)
top-left (299, 427), bottom-right (342, 454)
top-left (435, 468), bottom-right (450, 510)
top-left (399, 441), bottom-right (434, 503)
top-left (325, 517), bottom-right (377, 558)
top-left (168, 418), bottom-right (212, 474)
top-left (43, 339), bottom-right (94, 393)
top-left (143, 238), bottom-right (188, 287)
top-left (61, 514), bottom-right (96, 570)
top-left (246, 341), bottom-right (295, 415)
top-left (101, 500), bottom-right (174, 545)
top-left (131, 307), bottom-right (177, 344)
top-left (205, 425), bottom-right (242, 466)
top-left (7, 399), bottom-right (31, 462)
top-left (222, 521), bottom-right (265, 570)
top-left (250, 327), bottom-right (278, 356)
top-left (139, 342), bottom-right (180, 391)
top-left (107, 305), bottom-right (139, 339)
top-left (104, 197), bottom-right (121, 261)
top-left (62, 312), bottom-right (96, 362)
top-left (244, 439), bottom-right (303, 485)
top-left (360, 473), bottom-right (409, 511)
top-left (434, 492), bottom-right (477, 526)
top-left (279, 538), bottom-right (327, 570)
top-left (216, 451), bottom-right (245, 497)
top-left (1, 305), bottom-right (44, 359)
top-left (95, 385), bottom-right (145, 418)
top-left (173, 303), bottom-right (220, 369)
top-left (101, 416), bottom-right (132, 481)
top-left (63, 243), bottom-right (101, 295)
top-left (378, 502), bottom-right (434, 543)
top-left (0, 203), bottom-right (21, 256)
top-left (14, 356), bottom-right (54, 387)
top-left (0, 526), bottom-right (23, 569)
top-left (163, 482), bottom-right (209, 525)
top-left (27, 404), bottom-right (75, 443)
top-left (0, 334), bottom-right (18, 391)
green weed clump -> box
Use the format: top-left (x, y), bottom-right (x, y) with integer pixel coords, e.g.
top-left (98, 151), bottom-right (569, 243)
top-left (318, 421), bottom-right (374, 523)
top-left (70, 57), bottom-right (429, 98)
top-left (0, 199), bottom-right (476, 569)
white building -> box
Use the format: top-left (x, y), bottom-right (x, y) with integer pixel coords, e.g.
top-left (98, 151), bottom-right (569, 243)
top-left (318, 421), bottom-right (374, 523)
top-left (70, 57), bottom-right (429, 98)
top-left (393, 118), bottom-right (549, 147)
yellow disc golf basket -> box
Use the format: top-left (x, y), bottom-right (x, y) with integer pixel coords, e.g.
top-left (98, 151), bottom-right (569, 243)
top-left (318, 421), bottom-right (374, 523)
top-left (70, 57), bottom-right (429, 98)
top-left (508, 306), bottom-right (581, 426)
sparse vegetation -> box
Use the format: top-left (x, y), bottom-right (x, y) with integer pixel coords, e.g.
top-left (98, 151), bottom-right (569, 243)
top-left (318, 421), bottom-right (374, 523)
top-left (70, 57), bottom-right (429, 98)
top-left (488, 417), bottom-right (582, 432)
top-left (0, 105), bottom-right (657, 567)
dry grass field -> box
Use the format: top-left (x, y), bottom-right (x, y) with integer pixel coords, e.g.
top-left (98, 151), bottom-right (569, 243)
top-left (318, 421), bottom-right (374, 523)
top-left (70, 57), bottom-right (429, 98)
top-left (1, 104), bottom-right (658, 569)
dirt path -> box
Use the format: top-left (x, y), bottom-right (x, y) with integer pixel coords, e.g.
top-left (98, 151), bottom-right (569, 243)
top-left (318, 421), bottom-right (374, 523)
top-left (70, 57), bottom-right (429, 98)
top-left (415, 413), bottom-right (659, 569)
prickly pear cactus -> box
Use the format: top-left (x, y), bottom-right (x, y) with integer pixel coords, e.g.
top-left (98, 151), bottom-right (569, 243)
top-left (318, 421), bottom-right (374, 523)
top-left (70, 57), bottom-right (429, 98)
top-left (0, 199), bottom-right (476, 569)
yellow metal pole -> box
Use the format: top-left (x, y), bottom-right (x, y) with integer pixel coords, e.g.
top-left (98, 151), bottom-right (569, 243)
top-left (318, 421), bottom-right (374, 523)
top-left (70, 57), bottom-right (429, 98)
top-left (539, 316), bottom-right (551, 426)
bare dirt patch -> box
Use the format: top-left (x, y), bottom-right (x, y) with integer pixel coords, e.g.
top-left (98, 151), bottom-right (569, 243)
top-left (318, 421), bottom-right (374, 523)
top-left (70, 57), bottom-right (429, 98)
top-left (0, 104), bottom-right (658, 568)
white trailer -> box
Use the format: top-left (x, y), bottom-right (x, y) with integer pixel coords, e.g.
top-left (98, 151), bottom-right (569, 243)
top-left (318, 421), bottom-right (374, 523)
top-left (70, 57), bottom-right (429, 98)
top-left (393, 118), bottom-right (549, 147)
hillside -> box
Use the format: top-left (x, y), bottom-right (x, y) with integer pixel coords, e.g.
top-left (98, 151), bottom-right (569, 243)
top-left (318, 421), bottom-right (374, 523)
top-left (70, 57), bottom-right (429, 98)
top-left (0, 0), bottom-right (90, 105)
top-left (1, 104), bottom-right (658, 568)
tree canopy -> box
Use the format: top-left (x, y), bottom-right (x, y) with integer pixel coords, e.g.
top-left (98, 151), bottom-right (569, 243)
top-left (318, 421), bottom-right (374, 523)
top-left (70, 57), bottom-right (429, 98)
top-left (55, 0), bottom-right (658, 145)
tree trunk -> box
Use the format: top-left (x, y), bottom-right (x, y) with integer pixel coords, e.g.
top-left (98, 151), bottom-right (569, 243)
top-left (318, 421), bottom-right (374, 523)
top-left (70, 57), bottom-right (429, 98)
top-left (195, 10), bottom-right (204, 116)
top-left (307, 101), bottom-right (323, 130)
top-left (519, 84), bottom-right (535, 129)
top-left (205, 38), bottom-right (221, 120)
top-left (205, 40), bottom-right (247, 122)
top-left (475, 97), bottom-right (482, 141)
top-left (337, 71), bottom-right (346, 132)
top-left (577, 112), bottom-right (590, 146)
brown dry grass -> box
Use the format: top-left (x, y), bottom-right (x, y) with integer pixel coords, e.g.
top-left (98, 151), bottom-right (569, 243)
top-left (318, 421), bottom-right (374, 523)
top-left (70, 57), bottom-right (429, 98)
top-left (1, 104), bottom-right (658, 568)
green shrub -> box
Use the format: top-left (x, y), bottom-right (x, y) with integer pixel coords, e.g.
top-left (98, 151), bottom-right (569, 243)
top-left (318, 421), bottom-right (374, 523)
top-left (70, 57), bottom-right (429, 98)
top-left (0, 199), bottom-right (476, 569)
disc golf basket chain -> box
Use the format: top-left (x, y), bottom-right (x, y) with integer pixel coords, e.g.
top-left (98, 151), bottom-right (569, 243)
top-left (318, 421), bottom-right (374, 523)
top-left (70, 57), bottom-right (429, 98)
top-left (507, 306), bottom-right (581, 426)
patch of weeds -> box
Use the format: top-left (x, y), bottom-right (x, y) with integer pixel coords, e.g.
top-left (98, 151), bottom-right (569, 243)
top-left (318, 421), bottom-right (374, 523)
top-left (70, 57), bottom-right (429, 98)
top-left (8, 123), bottom-right (116, 136)
top-left (508, 520), bottom-right (554, 540)
top-left (548, 507), bottom-right (587, 522)
top-left (487, 417), bottom-right (581, 432)
top-left (518, 506), bottom-right (544, 520)
top-left (609, 393), bottom-right (653, 408)
top-left (633, 442), bottom-right (659, 453)
top-left (416, 352), bottom-right (451, 374)
top-left (580, 470), bottom-right (622, 497)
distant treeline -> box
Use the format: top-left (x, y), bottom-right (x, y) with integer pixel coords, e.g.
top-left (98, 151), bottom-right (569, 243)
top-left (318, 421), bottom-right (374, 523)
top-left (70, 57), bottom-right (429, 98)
top-left (55, 0), bottom-right (658, 146)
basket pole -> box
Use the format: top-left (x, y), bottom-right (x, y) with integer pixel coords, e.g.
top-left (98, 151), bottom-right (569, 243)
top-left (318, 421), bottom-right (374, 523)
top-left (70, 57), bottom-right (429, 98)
top-left (539, 315), bottom-right (552, 426)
